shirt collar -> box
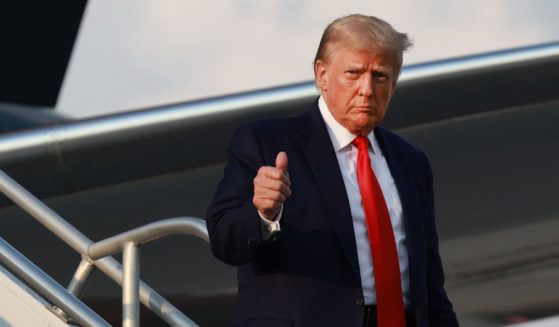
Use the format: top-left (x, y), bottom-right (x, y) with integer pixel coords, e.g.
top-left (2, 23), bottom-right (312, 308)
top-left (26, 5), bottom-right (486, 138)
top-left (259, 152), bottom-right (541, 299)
top-left (318, 96), bottom-right (381, 154)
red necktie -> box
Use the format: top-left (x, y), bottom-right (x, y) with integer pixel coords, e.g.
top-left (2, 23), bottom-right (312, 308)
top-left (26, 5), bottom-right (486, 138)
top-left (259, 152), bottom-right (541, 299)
top-left (352, 136), bottom-right (405, 327)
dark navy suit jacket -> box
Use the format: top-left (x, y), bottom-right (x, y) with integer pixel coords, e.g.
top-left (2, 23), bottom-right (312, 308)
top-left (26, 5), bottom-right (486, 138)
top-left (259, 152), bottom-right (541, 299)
top-left (206, 102), bottom-right (459, 327)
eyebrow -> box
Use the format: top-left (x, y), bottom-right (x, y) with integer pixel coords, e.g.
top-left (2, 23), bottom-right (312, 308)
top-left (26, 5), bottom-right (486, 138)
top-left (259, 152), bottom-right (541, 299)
top-left (375, 67), bottom-right (393, 76)
top-left (346, 63), bottom-right (392, 76)
top-left (346, 63), bottom-right (366, 70)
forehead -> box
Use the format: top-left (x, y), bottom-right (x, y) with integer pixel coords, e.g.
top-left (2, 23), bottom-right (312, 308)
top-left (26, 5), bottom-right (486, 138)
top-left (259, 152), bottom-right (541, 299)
top-left (327, 43), bottom-right (395, 69)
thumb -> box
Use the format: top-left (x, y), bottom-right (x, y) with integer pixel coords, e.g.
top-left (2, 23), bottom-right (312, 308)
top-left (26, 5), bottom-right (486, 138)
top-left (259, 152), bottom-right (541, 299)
top-left (275, 151), bottom-right (288, 172)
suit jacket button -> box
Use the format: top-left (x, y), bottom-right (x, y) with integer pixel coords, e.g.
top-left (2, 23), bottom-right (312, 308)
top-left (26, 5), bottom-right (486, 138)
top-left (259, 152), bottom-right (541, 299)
top-left (355, 298), bottom-right (364, 306)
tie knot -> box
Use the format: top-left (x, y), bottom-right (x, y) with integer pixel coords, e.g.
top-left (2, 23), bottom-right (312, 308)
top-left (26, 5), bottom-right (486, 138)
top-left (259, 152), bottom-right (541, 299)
top-left (352, 135), bottom-right (369, 151)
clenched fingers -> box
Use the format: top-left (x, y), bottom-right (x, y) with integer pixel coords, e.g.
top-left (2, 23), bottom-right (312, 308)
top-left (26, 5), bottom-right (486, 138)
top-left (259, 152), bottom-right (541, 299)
top-left (253, 165), bottom-right (291, 220)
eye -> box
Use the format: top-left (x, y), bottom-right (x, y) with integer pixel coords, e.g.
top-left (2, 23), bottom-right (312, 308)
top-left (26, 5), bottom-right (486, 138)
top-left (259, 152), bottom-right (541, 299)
top-left (373, 72), bottom-right (390, 82)
top-left (345, 70), bottom-right (360, 79)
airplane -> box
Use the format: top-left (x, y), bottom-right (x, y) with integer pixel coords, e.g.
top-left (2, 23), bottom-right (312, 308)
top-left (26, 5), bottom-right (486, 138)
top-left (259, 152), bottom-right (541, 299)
top-left (1, 3), bottom-right (559, 326)
top-left (1, 40), bottom-right (558, 326)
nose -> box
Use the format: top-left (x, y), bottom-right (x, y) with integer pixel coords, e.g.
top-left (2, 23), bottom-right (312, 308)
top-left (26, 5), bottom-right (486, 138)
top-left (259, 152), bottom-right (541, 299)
top-left (359, 74), bottom-right (373, 97)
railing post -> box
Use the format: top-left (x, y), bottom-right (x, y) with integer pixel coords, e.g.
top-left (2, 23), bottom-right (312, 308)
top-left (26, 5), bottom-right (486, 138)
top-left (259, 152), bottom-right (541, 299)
top-left (123, 242), bottom-right (140, 327)
top-left (67, 257), bottom-right (96, 297)
top-left (52, 257), bottom-right (95, 323)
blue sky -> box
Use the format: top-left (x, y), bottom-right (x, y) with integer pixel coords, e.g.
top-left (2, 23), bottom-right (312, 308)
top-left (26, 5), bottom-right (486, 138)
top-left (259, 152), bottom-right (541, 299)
top-left (57, 0), bottom-right (559, 117)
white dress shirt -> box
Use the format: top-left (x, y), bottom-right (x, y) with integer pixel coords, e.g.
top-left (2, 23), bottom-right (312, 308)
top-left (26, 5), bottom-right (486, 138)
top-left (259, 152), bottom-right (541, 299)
top-left (318, 97), bottom-right (410, 307)
top-left (260, 97), bottom-right (410, 307)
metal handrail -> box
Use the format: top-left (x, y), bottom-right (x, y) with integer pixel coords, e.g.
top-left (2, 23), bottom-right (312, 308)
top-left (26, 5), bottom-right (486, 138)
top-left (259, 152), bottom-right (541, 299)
top-left (0, 169), bottom-right (205, 326)
top-left (0, 237), bottom-right (110, 327)
top-left (88, 218), bottom-right (209, 260)
top-left (87, 218), bottom-right (208, 327)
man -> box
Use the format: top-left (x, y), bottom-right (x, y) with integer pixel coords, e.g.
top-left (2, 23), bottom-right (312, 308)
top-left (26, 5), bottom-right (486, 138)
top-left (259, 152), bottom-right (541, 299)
top-left (206, 14), bottom-right (459, 327)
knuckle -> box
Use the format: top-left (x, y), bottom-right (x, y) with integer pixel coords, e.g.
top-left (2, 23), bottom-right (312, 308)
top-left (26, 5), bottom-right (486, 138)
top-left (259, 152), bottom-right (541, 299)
top-left (256, 167), bottom-right (267, 178)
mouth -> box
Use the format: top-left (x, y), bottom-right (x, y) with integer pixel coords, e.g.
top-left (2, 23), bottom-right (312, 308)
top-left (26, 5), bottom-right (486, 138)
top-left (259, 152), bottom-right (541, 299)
top-left (354, 106), bottom-right (376, 112)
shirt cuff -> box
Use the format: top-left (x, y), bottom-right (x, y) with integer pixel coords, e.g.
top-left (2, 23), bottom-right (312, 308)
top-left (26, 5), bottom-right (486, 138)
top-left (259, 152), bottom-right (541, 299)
top-left (258, 206), bottom-right (282, 242)
top-left (258, 206), bottom-right (283, 223)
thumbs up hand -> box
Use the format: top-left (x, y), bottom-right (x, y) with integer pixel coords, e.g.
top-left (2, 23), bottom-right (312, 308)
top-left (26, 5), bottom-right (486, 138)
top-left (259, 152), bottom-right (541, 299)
top-left (253, 152), bottom-right (291, 220)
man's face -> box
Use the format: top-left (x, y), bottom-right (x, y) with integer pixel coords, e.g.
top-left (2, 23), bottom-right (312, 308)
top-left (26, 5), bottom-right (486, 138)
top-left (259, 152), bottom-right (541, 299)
top-left (315, 44), bottom-right (397, 136)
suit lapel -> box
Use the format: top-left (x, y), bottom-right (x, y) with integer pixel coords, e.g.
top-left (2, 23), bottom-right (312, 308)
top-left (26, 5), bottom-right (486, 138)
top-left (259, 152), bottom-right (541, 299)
top-left (297, 104), bottom-right (362, 283)
top-left (375, 128), bottom-right (425, 304)
top-left (294, 106), bottom-right (426, 294)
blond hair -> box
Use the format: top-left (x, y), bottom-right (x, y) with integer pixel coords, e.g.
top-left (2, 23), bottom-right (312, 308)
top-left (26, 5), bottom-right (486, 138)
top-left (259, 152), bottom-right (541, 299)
top-left (314, 14), bottom-right (413, 78)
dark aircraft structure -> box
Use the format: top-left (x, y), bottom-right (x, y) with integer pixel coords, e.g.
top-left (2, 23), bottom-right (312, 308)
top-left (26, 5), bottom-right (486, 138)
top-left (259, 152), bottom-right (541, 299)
top-left (0, 4), bottom-right (558, 325)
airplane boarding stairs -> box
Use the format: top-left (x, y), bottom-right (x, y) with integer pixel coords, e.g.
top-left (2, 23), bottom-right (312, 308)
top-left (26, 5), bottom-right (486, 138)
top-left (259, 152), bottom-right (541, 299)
top-left (0, 169), bottom-right (208, 326)
top-left (0, 262), bottom-right (78, 327)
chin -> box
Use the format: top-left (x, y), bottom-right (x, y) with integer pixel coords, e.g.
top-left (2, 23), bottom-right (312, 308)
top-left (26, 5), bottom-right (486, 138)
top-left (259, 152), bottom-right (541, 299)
top-left (349, 125), bottom-right (374, 136)
top-left (359, 121), bottom-right (378, 132)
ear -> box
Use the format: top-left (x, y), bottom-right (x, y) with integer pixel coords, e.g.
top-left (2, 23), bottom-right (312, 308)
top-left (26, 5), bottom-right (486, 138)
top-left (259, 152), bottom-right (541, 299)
top-left (314, 60), bottom-right (328, 91)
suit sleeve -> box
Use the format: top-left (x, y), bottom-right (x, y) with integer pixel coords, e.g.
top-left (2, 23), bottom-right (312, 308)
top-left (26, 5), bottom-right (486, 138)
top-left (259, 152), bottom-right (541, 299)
top-left (421, 152), bottom-right (460, 326)
top-left (206, 123), bottom-right (273, 266)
